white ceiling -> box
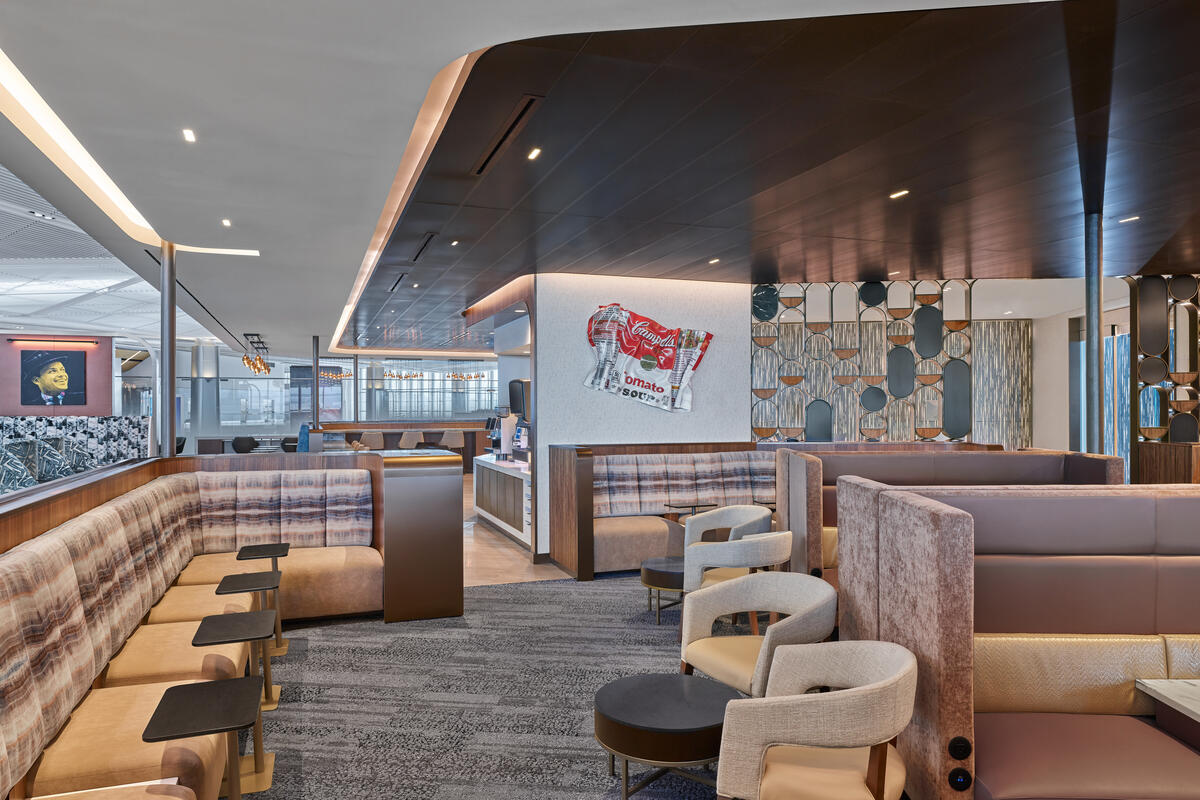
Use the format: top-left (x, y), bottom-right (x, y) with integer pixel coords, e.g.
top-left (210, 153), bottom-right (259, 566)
top-left (0, 0), bottom-right (1038, 359)
top-left (0, 164), bottom-right (214, 344)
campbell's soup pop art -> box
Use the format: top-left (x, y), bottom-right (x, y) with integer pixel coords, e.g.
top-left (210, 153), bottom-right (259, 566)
top-left (585, 303), bottom-right (713, 412)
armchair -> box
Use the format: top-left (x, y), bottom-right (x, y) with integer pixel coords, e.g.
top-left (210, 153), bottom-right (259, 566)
top-left (684, 504), bottom-right (773, 548)
top-left (683, 530), bottom-right (792, 593)
top-left (681, 570), bottom-right (836, 696)
top-left (716, 641), bottom-right (917, 800)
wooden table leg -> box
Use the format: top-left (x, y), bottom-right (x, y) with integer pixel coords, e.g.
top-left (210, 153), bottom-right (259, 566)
top-left (225, 731), bottom-right (242, 800)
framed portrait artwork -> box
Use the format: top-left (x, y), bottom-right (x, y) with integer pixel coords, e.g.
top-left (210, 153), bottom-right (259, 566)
top-left (21, 350), bottom-right (87, 406)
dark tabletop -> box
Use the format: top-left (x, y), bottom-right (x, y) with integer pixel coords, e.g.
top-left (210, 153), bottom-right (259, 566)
top-left (666, 502), bottom-right (717, 511)
top-left (216, 570), bottom-right (281, 595)
top-left (142, 676), bottom-right (264, 742)
top-left (640, 556), bottom-right (685, 591)
top-left (238, 543), bottom-right (290, 561)
top-left (192, 610), bottom-right (278, 646)
top-left (594, 674), bottom-right (742, 734)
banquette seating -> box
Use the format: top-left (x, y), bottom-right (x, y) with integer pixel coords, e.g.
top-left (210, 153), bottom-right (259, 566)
top-left (0, 466), bottom-right (382, 799)
top-left (839, 482), bottom-right (1200, 799)
top-left (775, 449), bottom-right (1124, 583)
top-left (589, 451), bottom-right (776, 574)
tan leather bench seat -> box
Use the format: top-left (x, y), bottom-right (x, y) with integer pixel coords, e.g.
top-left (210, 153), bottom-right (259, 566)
top-left (25, 681), bottom-right (225, 800)
top-left (594, 516), bottom-right (684, 573)
top-left (974, 712), bottom-right (1200, 800)
top-left (33, 784), bottom-right (197, 799)
top-left (683, 634), bottom-right (764, 695)
top-left (173, 545), bottom-right (382, 619)
top-left (103, 622), bottom-right (248, 687)
top-left (146, 585), bottom-right (253, 624)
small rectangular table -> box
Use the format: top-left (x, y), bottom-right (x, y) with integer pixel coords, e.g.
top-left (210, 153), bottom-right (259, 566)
top-left (216, 572), bottom-right (283, 708)
top-left (238, 544), bottom-right (290, 653)
top-left (192, 611), bottom-right (278, 791)
top-left (665, 502), bottom-right (717, 520)
top-left (142, 676), bottom-right (264, 800)
top-left (1136, 678), bottom-right (1200, 750)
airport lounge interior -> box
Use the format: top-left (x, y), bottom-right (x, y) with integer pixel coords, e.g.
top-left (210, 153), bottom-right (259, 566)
top-left (2, 1), bottom-right (1200, 799)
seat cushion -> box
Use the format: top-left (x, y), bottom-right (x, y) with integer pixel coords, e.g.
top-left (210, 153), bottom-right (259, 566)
top-left (273, 545), bottom-right (382, 619)
top-left (33, 784), bottom-right (197, 799)
top-left (103, 621), bottom-right (248, 687)
top-left (684, 635), bottom-right (764, 695)
top-left (760, 743), bottom-right (906, 800)
top-left (593, 516), bottom-right (685, 573)
top-left (700, 566), bottom-right (751, 589)
top-left (175, 552), bottom-right (243, 586)
top-left (146, 585), bottom-right (252, 624)
top-left (974, 712), bottom-right (1200, 800)
top-left (822, 526), bottom-right (838, 569)
top-left (27, 681), bottom-right (225, 800)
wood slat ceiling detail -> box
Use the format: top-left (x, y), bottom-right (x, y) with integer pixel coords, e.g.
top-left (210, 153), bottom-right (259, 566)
top-left (344, 0), bottom-right (1200, 350)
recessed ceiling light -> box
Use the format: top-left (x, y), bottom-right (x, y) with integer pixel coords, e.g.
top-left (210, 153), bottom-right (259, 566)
top-left (708, 258), bottom-right (720, 264)
top-left (413, 283), bottom-right (419, 288)
top-left (450, 240), bottom-right (459, 246)
top-left (1004, 310), bottom-right (1013, 315)
top-left (29, 210), bottom-right (55, 221)
top-left (888, 271), bottom-right (900, 276)
top-left (515, 309), bottom-right (526, 314)
top-left (390, 309), bottom-right (395, 312)
top-left (1119, 215), bottom-right (1140, 223)
top-left (182, 129), bottom-right (196, 143)
top-left (889, 189), bottom-right (910, 199)
top-left (221, 219), bottom-right (231, 227)
top-left (527, 147), bottom-right (542, 160)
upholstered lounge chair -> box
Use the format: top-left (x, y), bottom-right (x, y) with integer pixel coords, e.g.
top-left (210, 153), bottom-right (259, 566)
top-left (682, 506), bottom-right (778, 592)
top-left (716, 640), bottom-right (917, 800)
top-left (681, 571), bottom-right (836, 696)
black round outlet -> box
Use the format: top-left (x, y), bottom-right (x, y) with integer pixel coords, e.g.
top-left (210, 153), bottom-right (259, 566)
top-left (948, 768), bottom-right (972, 791)
top-left (948, 737), bottom-right (972, 760)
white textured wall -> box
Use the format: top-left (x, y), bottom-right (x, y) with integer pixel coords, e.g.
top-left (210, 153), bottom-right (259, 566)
top-left (534, 274), bottom-right (751, 554)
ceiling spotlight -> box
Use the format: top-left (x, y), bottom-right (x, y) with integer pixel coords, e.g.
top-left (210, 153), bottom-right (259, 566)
top-left (708, 258), bottom-right (720, 264)
top-left (413, 283), bottom-right (419, 288)
top-left (1119, 215), bottom-right (1140, 223)
top-left (889, 189), bottom-right (910, 199)
top-left (1004, 310), bottom-right (1013, 315)
top-left (182, 128), bottom-right (196, 143)
top-left (888, 271), bottom-right (900, 276)
top-left (390, 309), bottom-right (395, 312)
top-left (221, 219), bottom-right (232, 227)
top-left (527, 147), bottom-right (542, 160)
top-left (450, 240), bottom-right (459, 246)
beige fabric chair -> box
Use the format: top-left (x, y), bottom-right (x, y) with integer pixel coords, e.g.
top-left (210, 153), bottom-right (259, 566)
top-left (358, 431), bottom-right (385, 450)
top-left (398, 431), bottom-right (423, 449)
top-left (717, 641), bottom-right (917, 800)
top-left (681, 570), bottom-right (837, 696)
top-left (683, 529), bottom-right (792, 593)
top-left (684, 505), bottom-right (774, 548)
top-left (438, 430), bottom-right (465, 449)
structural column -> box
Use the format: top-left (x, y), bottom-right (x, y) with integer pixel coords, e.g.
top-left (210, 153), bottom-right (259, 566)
top-left (1084, 212), bottom-right (1104, 454)
top-left (311, 335), bottom-right (320, 428)
top-left (159, 241), bottom-right (177, 457)
top-left (352, 354), bottom-right (360, 422)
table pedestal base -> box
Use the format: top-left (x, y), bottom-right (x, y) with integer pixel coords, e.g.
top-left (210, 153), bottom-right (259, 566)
top-left (605, 751), bottom-right (716, 800)
top-left (222, 751), bottom-right (276, 795)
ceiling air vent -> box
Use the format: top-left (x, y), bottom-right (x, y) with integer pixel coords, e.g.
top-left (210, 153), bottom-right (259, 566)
top-left (410, 231), bottom-right (437, 263)
top-left (387, 272), bottom-right (409, 293)
top-left (470, 94), bottom-right (543, 177)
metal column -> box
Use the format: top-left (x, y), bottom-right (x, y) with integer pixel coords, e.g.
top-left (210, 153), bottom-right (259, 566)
top-left (1084, 212), bottom-right (1104, 454)
top-left (311, 335), bottom-right (320, 428)
top-left (353, 354), bottom-right (360, 422)
top-left (159, 241), bottom-right (177, 457)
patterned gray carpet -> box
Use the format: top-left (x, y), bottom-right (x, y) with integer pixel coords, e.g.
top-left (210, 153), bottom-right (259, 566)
top-left (257, 575), bottom-right (732, 799)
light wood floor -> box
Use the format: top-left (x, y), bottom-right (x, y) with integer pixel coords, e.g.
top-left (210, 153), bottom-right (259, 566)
top-left (462, 474), bottom-right (569, 587)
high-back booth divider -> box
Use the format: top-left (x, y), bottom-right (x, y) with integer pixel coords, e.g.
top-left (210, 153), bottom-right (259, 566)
top-left (0, 452), bottom-right (384, 556)
top-left (839, 484), bottom-right (1200, 800)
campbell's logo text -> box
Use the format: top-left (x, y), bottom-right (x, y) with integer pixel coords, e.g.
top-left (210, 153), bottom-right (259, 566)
top-left (625, 375), bottom-right (665, 394)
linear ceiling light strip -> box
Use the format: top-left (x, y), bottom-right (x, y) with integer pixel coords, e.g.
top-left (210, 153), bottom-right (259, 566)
top-left (0, 46), bottom-right (258, 257)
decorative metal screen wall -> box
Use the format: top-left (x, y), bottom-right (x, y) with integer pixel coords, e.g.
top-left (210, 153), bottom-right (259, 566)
top-left (1127, 275), bottom-right (1200, 447)
top-left (750, 281), bottom-right (974, 443)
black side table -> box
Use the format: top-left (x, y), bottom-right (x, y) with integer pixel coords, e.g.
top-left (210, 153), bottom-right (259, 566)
top-left (594, 673), bottom-right (742, 799)
top-left (216, 572), bottom-right (283, 710)
top-left (640, 557), bottom-right (684, 625)
top-left (238, 543), bottom-right (290, 655)
top-left (192, 611), bottom-right (278, 791)
top-left (143, 676), bottom-right (264, 800)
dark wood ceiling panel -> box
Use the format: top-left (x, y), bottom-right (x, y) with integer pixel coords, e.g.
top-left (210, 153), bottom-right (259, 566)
top-left (342, 0), bottom-right (1200, 350)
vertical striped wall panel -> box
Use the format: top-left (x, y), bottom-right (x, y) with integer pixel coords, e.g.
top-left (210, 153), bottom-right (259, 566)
top-left (972, 319), bottom-right (1033, 450)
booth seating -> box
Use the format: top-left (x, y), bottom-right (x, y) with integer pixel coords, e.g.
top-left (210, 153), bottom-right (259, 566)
top-left (0, 468), bottom-right (380, 800)
top-left (775, 449), bottom-right (1124, 582)
top-left (839, 484), bottom-right (1200, 800)
top-left (589, 451), bottom-right (775, 574)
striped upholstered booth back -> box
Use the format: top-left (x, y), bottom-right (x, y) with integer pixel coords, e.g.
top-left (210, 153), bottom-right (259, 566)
top-left (0, 468), bottom-right (373, 794)
top-left (592, 451), bottom-right (774, 517)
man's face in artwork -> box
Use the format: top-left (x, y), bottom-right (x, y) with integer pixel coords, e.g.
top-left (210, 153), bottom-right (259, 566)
top-left (33, 360), bottom-right (69, 395)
